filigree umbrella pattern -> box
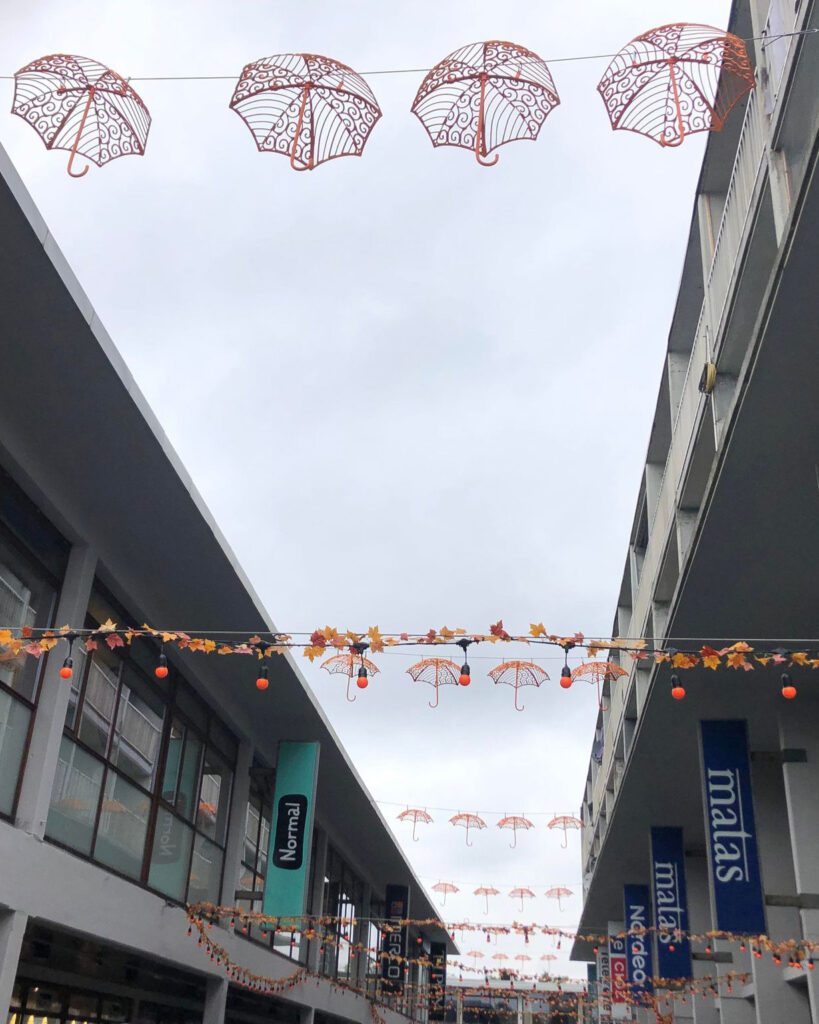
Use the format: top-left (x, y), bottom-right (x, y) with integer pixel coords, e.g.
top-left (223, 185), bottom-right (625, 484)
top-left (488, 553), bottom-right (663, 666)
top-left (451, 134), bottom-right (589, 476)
top-left (396, 806), bottom-right (433, 842)
top-left (571, 660), bottom-right (628, 709)
top-left (547, 814), bottom-right (583, 848)
top-left (509, 886), bottom-right (536, 912)
top-left (473, 885), bottom-right (501, 914)
top-left (12, 54), bottom-right (151, 177)
top-left (432, 880), bottom-right (459, 906)
top-left (489, 660), bottom-right (548, 711)
top-left (596, 23), bottom-right (755, 147)
top-left (545, 885), bottom-right (573, 911)
top-left (230, 52), bottom-right (382, 171)
top-left (411, 40), bottom-right (560, 166)
top-left (496, 814), bottom-right (535, 849)
top-left (320, 650), bottom-right (379, 702)
top-left (450, 811), bottom-right (487, 847)
top-left (407, 657), bottom-right (462, 708)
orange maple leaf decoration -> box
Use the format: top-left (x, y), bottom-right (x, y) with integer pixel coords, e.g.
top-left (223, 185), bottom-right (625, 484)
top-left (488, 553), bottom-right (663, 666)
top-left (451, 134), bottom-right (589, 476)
top-left (701, 646), bottom-right (722, 670)
top-left (490, 620), bottom-right (511, 641)
top-left (671, 652), bottom-right (699, 670)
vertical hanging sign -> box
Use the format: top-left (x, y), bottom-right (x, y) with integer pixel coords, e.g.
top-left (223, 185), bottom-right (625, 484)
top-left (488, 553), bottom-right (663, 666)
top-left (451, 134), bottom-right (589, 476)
top-left (597, 944), bottom-right (612, 1023)
top-left (262, 741), bottom-right (320, 920)
top-left (381, 884), bottom-right (410, 993)
top-left (608, 926), bottom-right (628, 1018)
top-left (624, 885), bottom-right (654, 1001)
top-left (429, 941), bottom-right (447, 1020)
top-left (650, 827), bottom-right (692, 979)
top-left (699, 720), bottom-right (766, 934)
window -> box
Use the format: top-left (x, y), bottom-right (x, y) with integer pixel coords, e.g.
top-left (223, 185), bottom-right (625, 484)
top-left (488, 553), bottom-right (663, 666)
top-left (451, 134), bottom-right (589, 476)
top-left (45, 584), bottom-right (235, 903)
top-left (320, 846), bottom-right (364, 980)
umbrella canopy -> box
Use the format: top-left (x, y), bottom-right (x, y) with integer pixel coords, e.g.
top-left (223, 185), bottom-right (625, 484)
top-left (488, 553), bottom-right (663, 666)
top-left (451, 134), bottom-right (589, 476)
top-left (230, 52), bottom-right (381, 171)
top-left (508, 886), bottom-right (536, 912)
top-left (489, 661), bottom-right (548, 711)
top-left (432, 880), bottom-right (459, 906)
top-left (411, 40), bottom-right (560, 166)
top-left (465, 950), bottom-right (485, 970)
top-left (12, 54), bottom-right (151, 177)
top-left (407, 657), bottom-right (461, 708)
top-left (320, 651), bottom-right (380, 702)
top-left (474, 885), bottom-right (501, 914)
top-left (546, 814), bottom-right (583, 848)
top-left (596, 23), bottom-right (754, 147)
top-left (450, 811), bottom-right (487, 847)
top-left (571, 660), bottom-right (628, 709)
top-left (496, 814), bottom-right (535, 849)
top-left (545, 885), bottom-right (573, 911)
top-left (396, 806), bottom-right (433, 842)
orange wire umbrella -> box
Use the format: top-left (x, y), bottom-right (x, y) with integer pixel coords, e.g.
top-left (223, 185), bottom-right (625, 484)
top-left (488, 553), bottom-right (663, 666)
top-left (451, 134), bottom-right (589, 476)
top-left (320, 650), bottom-right (379, 703)
top-left (474, 885), bottom-right (500, 914)
top-left (546, 814), bottom-right (583, 849)
top-left (432, 881), bottom-right (459, 906)
top-left (406, 657), bottom-right (461, 709)
top-left (545, 886), bottom-right (573, 911)
top-left (570, 660), bottom-right (628, 709)
top-left (465, 950), bottom-right (485, 970)
top-left (496, 814), bottom-right (535, 849)
top-left (396, 807), bottom-right (433, 842)
top-left (596, 23), bottom-right (754, 148)
top-left (514, 954), bottom-right (532, 973)
top-left (489, 661), bottom-right (548, 711)
top-left (450, 812), bottom-right (487, 847)
top-left (509, 886), bottom-right (536, 912)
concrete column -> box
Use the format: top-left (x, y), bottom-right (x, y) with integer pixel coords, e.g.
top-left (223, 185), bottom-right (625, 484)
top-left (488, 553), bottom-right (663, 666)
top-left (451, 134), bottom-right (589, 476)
top-left (750, 754), bottom-right (810, 1024)
top-left (202, 976), bottom-right (227, 1024)
top-left (0, 909), bottom-right (27, 1022)
top-left (645, 464), bottom-right (664, 531)
top-left (684, 855), bottom-right (719, 1024)
top-left (307, 827), bottom-right (329, 972)
top-left (220, 739), bottom-right (254, 905)
top-left (15, 543), bottom-right (97, 837)
top-left (355, 883), bottom-right (372, 988)
top-left (299, 1010), bottom-right (315, 1024)
top-left (779, 706), bottom-right (819, 1018)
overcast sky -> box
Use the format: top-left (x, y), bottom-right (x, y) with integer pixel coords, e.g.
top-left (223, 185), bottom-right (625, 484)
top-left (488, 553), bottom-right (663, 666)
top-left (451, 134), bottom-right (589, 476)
top-left (2, 0), bottom-right (730, 980)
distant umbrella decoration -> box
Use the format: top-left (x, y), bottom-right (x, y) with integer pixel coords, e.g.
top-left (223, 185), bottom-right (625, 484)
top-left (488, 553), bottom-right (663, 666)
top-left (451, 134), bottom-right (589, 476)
top-left (230, 53), bottom-right (382, 170)
top-left (466, 950), bottom-right (485, 970)
top-left (509, 886), bottom-right (536, 912)
top-left (396, 806), bottom-right (433, 842)
top-left (596, 23), bottom-right (755, 148)
top-left (540, 953), bottom-right (557, 972)
top-left (514, 954), bottom-right (532, 973)
top-left (450, 811), bottom-right (487, 847)
top-left (570, 660), bottom-right (628, 709)
top-left (411, 40), bottom-right (560, 166)
top-left (407, 657), bottom-right (461, 709)
top-left (474, 885), bottom-right (501, 914)
top-left (547, 814), bottom-right (583, 849)
top-left (489, 661), bottom-right (548, 711)
top-left (432, 881), bottom-right (459, 906)
top-left (492, 953), bottom-right (510, 967)
top-left (320, 647), bottom-right (379, 702)
top-left (545, 885), bottom-right (573, 911)
top-left (496, 814), bottom-right (535, 849)
top-left (12, 54), bottom-right (151, 176)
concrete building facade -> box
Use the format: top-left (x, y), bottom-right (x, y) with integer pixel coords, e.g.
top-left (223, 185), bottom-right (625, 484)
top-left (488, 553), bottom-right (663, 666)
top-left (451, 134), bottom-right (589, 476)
top-left (0, 143), bottom-right (453, 1024)
top-left (572, 0), bottom-right (819, 1021)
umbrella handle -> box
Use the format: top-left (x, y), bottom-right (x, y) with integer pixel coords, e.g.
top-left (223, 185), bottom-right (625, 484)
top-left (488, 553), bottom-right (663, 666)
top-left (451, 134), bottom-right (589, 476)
top-left (561, 830), bottom-right (568, 849)
top-left (509, 830), bottom-right (517, 850)
top-left (660, 59), bottom-right (686, 148)
top-left (291, 83), bottom-right (314, 171)
top-left (514, 686), bottom-right (525, 712)
top-left (67, 87), bottom-right (95, 178)
top-left (345, 674), bottom-right (357, 703)
top-left (475, 74), bottom-right (499, 167)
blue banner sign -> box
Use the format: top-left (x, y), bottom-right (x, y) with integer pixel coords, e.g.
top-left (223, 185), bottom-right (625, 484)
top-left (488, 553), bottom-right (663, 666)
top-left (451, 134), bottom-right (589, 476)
top-left (650, 827), bottom-right (692, 979)
top-left (700, 720), bottom-right (766, 934)
top-left (624, 885), bottom-right (654, 997)
top-left (262, 741), bottom-right (320, 920)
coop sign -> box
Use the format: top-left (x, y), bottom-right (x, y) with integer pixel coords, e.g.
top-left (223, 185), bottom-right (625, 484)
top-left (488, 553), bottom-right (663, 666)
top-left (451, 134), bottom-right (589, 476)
top-left (650, 827), bottom-right (692, 979)
top-left (699, 720), bottom-right (766, 934)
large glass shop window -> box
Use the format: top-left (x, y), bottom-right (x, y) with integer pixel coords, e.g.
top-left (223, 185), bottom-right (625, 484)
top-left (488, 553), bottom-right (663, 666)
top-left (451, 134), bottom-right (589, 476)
top-left (46, 584), bottom-right (235, 903)
top-left (0, 466), bottom-right (68, 818)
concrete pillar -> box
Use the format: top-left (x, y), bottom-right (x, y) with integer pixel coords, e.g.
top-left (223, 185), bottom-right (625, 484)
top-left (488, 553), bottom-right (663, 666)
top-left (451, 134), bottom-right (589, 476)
top-left (15, 543), bottom-right (97, 837)
top-left (307, 827), bottom-right (329, 972)
top-left (645, 464), bottom-right (664, 532)
top-left (750, 754), bottom-right (810, 1024)
top-left (779, 706), bottom-right (819, 1018)
top-left (299, 1010), bottom-right (315, 1024)
top-left (220, 740), bottom-right (254, 905)
top-left (0, 909), bottom-right (27, 1022)
top-left (355, 883), bottom-right (372, 989)
top-left (202, 976), bottom-right (227, 1024)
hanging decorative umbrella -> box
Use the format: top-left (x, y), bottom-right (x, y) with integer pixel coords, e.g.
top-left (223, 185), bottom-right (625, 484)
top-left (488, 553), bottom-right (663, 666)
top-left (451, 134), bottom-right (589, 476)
top-left (411, 40), bottom-right (560, 166)
top-left (12, 54), bottom-right (151, 177)
top-left (230, 52), bottom-right (381, 171)
top-left (540, 953), bottom-right (557, 962)
top-left (570, 660), bottom-right (628, 709)
top-left (496, 814), bottom-right (535, 849)
top-left (489, 661), bottom-right (548, 711)
top-left (513, 954), bottom-right (532, 973)
top-left (465, 950), bottom-right (485, 970)
top-left (450, 811), bottom-right (487, 847)
top-left (546, 814), bottom-right (583, 849)
top-left (474, 885), bottom-right (501, 914)
top-left (596, 24), bottom-right (755, 148)
top-left (545, 886), bottom-right (573, 911)
top-left (432, 881), bottom-right (459, 906)
top-left (508, 886), bottom-right (536, 912)
top-left (491, 953), bottom-right (510, 968)
top-left (320, 648), bottom-right (379, 702)
top-left (396, 806), bottom-right (433, 842)
top-left (407, 657), bottom-right (461, 709)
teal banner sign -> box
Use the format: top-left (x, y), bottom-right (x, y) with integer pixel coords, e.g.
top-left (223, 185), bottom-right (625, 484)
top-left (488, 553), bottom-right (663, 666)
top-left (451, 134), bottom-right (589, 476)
top-left (262, 741), bottom-right (320, 921)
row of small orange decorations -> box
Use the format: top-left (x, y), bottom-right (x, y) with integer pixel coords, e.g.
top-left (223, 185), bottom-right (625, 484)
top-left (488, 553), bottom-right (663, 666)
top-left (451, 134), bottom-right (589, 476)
top-left (12, 25), bottom-right (756, 176)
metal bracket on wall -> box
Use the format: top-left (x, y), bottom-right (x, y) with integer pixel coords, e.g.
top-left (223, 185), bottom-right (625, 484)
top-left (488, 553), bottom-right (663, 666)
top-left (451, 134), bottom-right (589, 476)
top-left (765, 893), bottom-right (819, 909)
top-left (751, 749), bottom-right (808, 764)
